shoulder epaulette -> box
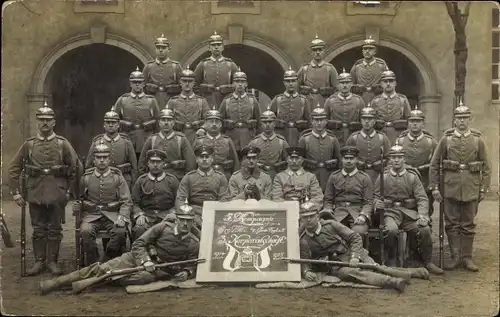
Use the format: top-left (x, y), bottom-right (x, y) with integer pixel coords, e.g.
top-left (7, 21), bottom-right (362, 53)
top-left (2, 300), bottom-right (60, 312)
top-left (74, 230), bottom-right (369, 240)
top-left (331, 170), bottom-right (342, 175)
top-left (26, 136), bottom-right (36, 142)
top-left (353, 58), bottom-right (364, 66)
top-left (170, 95), bottom-right (181, 100)
top-left (422, 130), bottom-right (435, 138)
top-left (223, 57), bottom-right (234, 62)
top-left (444, 128), bottom-right (455, 135)
top-left (186, 170), bottom-right (197, 175)
top-left (164, 172), bottom-right (178, 179)
top-left (231, 170), bottom-right (241, 176)
top-left (174, 131), bottom-right (187, 137)
top-left (319, 219), bottom-right (335, 225)
top-left (119, 133), bottom-right (131, 140)
top-left (298, 94), bottom-right (308, 100)
top-left (91, 134), bottom-right (105, 143)
top-left (213, 170), bottom-right (225, 176)
top-left (201, 57), bottom-right (212, 62)
top-left (169, 60), bottom-right (180, 64)
top-left (406, 167), bottom-right (422, 179)
top-left (470, 128), bottom-right (483, 136)
top-left (109, 166), bottom-right (123, 175)
top-left (136, 173), bottom-right (148, 180)
top-left (55, 135), bottom-right (69, 142)
top-left (146, 60), bottom-right (155, 64)
top-left (120, 92), bottom-right (132, 98)
top-left (83, 167), bottom-right (95, 175)
top-left (275, 134), bottom-right (286, 140)
top-left (357, 170), bottom-right (371, 178)
top-left (375, 57), bottom-right (387, 64)
top-left (145, 94), bottom-right (155, 98)
top-left (398, 130), bottom-right (409, 137)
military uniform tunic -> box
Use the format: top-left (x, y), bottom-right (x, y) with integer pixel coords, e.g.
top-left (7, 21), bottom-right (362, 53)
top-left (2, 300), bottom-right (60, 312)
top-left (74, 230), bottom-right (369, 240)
top-left (298, 130), bottom-right (342, 191)
top-left (228, 168), bottom-right (273, 200)
top-left (272, 167), bottom-right (324, 209)
top-left (166, 93), bottom-right (211, 145)
top-left (324, 92), bottom-right (365, 147)
top-left (297, 61), bottom-right (339, 108)
top-left (350, 58), bottom-right (388, 104)
top-left (346, 130), bottom-right (391, 183)
top-left (138, 131), bottom-right (196, 180)
top-left (269, 92), bottom-right (310, 147)
top-left (113, 92), bottom-right (160, 154)
top-left (192, 133), bottom-right (240, 180)
top-left (247, 133), bottom-right (289, 180)
top-left (143, 58), bottom-right (183, 107)
top-left (371, 93), bottom-right (412, 144)
top-left (86, 133), bottom-right (138, 190)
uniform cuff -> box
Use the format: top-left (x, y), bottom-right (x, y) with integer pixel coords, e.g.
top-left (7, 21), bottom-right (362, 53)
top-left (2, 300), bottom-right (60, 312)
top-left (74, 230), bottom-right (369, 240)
top-left (140, 257), bottom-right (152, 265)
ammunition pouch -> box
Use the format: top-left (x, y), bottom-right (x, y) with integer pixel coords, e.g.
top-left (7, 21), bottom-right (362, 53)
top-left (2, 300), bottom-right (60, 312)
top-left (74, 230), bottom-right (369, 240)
top-left (372, 85), bottom-right (384, 95)
top-left (176, 120), bottom-right (203, 130)
top-left (303, 159), bottom-right (318, 170)
top-left (349, 121), bottom-right (362, 131)
top-left (116, 163), bottom-right (132, 174)
top-left (223, 119), bottom-right (236, 130)
top-left (165, 84), bottom-right (181, 95)
top-left (468, 161), bottom-right (483, 172)
top-left (170, 160), bottom-right (186, 170)
top-left (174, 121), bottom-right (185, 131)
top-left (213, 160), bottom-right (233, 172)
top-left (199, 84), bottom-right (216, 93)
top-left (25, 165), bottom-right (69, 177)
top-left (145, 83), bottom-right (158, 94)
top-left (374, 120), bottom-right (385, 130)
top-left (299, 85), bottom-right (312, 95)
top-left (82, 201), bottom-right (122, 213)
top-left (417, 164), bottom-right (430, 172)
top-left (296, 120), bottom-right (309, 130)
top-left (120, 120), bottom-right (134, 132)
top-left (275, 161), bottom-right (288, 172)
top-left (325, 159), bottom-right (338, 170)
top-left (443, 160), bottom-right (483, 172)
top-left (319, 87), bottom-right (335, 97)
top-left (393, 120), bottom-right (408, 130)
top-left (357, 160), bottom-right (382, 171)
top-left (327, 120), bottom-right (343, 130)
top-left (351, 85), bottom-right (366, 95)
top-left (142, 120), bottom-right (157, 132)
top-left (384, 198), bottom-right (417, 209)
top-left (258, 163), bottom-right (274, 172)
top-left (218, 85), bottom-right (235, 95)
top-left (275, 119), bottom-right (285, 129)
top-left (247, 119), bottom-right (258, 129)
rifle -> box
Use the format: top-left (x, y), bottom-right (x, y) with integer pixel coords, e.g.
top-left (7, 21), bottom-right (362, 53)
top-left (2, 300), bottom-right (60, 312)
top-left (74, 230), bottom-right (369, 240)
top-left (20, 158), bottom-right (27, 277)
top-left (72, 258), bottom-right (206, 294)
top-left (377, 149), bottom-right (385, 265)
top-left (1, 212), bottom-right (15, 248)
top-left (75, 156), bottom-right (85, 270)
top-left (438, 157), bottom-right (445, 269)
top-left (283, 258), bottom-right (380, 270)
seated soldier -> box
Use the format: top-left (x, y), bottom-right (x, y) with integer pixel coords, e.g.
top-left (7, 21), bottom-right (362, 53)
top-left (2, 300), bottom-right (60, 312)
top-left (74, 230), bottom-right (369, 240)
top-left (131, 149), bottom-right (179, 240)
top-left (73, 144), bottom-right (132, 265)
top-left (40, 203), bottom-right (200, 295)
top-left (374, 145), bottom-right (443, 275)
top-left (271, 146), bottom-right (323, 209)
top-left (228, 146), bottom-right (273, 200)
top-left (321, 146), bottom-right (372, 236)
top-left (176, 145), bottom-right (230, 227)
top-left (298, 199), bottom-right (429, 293)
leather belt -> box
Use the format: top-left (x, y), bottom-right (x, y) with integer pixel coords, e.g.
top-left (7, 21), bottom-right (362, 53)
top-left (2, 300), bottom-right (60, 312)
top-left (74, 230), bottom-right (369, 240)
top-left (311, 88), bottom-right (319, 94)
top-left (317, 162), bottom-right (325, 168)
top-left (184, 123), bottom-right (192, 129)
top-left (158, 86), bottom-right (166, 92)
top-left (213, 164), bottom-right (222, 171)
top-left (42, 168), bottom-right (51, 175)
top-left (392, 202), bottom-right (402, 207)
top-left (342, 123), bottom-right (349, 128)
top-left (385, 122), bottom-right (393, 127)
top-left (236, 122), bottom-right (245, 128)
top-left (287, 122), bottom-right (295, 128)
top-left (261, 165), bottom-right (274, 171)
top-left (458, 164), bottom-right (468, 170)
top-left (366, 87), bottom-right (372, 92)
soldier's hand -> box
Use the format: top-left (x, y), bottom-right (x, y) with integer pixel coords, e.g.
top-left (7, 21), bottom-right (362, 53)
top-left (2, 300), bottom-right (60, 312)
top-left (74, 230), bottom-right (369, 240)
top-left (143, 260), bottom-right (155, 273)
top-left (173, 270), bottom-right (189, 281)
top-left (136, 215), bottom-right (147, 226)
top-left (195, 128), bottom-right (206, 138)
top-left (432, 189), bottom-right (443, 203)
top-left (375, 200), bottom-right (385, 210)
top-left (353, 215), bottom-right (366, 225)
top-left (304, 271), bottom-right (317, 282)
top-left (13, 194), bottom-right (25, 207)
top-left (115, 215), bottom-right (126, 227)
top-left (349, 257), bottom-right (360, 267)
top-left (417, 216), bottom-right (429, 227)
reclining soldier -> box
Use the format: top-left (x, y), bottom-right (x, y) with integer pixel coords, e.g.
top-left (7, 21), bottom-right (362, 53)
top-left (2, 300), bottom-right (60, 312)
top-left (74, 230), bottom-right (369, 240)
top-left (131, 149), bottom-right (179, 240)
top-left (40, 202), bottom-right (200, 295)
top-left (73, 144), bottom-right (132, 265)
top-left (298, 199), bottom-right (430, 293)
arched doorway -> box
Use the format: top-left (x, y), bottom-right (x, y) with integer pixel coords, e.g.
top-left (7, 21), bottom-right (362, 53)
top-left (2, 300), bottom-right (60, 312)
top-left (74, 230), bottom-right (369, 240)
top-left (190, 44), bottom-right (284, 111)
top-left (331, 46), bottom-right (420, 107)
top-left (46, 44), bottom-right (143, 156)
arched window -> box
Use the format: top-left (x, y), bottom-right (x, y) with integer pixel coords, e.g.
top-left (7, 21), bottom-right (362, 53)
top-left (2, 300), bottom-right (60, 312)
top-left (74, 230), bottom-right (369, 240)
top-left (492, 7), bottom-right (500, 100)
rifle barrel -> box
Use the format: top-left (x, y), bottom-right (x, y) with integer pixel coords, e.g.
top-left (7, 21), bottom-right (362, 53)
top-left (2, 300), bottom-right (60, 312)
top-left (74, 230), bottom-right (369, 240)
top-left (283, 258), bottom-right (378, 270)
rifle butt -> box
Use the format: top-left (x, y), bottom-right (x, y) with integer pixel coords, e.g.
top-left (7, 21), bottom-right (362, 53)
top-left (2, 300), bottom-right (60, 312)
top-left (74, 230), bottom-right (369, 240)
top-left (21, 204), bottom-right (26, 277)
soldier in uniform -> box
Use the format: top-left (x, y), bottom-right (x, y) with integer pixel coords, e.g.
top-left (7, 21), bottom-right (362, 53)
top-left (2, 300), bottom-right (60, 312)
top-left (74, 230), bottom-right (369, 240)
top-left (350, 36), bottom-right (389, 105)
top-left (113, 67), bottom-right (160, 160)
top-left (321, 146), bottom-right (373, 236)
top-left (324, 68), bottom-right (365, 147)
top-left (271, 146), bottom-right (323, 209)
top-left (374, 145), bottom-right (443, 274)
top-left (194, 31), bottom-right (239, 107)
top-left (9, 103), bottom-right (79, 276)
top-left (395, 107), bottom-right (437, 217)
top-left (247, 106), bottom-right (289, 180)
top-left (371, 70), bottom-right (412, 144)
top-left (131, 149), bottom-right (179, 240)
top-left (166, 66), bottom-right (211, 145)
top-left (297, 35), bottom-right (338, 109)
top-left (269, 67), bottom-right (311, 147)
top-left (429, 103), bottom-right (491, 272)
top-left (86, 110), bottom-right (138, 191)
top-left (192, 107), bottom-right (240, 180)
top-left (142, 34), bottom-right (183, 107)
top-left (138, 107), bottom-right (196, 181)
top-left (298, 199), bottom-right (429, 293)
top-left (73, 144), bottom-right (132, 265)
top-left (346, 106), bottom-right (391, 183)
top-left (228, 146), bottom-right (273, 200)
top-left (176, 146), bottom-right (230, 227)
top-left (40, 202), bottom-right (200, 295)
top-left (219, 68), bottom-right (261, 154)
top-left (298, 107), bottom-right (342, 191)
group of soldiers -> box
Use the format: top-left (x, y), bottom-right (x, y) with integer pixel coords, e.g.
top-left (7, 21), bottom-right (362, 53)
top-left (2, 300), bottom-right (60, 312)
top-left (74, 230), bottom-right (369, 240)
top-left (8, 31), bottom-right (491, 295)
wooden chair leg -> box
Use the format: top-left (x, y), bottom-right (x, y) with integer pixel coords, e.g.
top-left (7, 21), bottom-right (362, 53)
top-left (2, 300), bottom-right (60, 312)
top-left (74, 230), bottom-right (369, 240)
top-left (397, 231), bottom-right (407, 267)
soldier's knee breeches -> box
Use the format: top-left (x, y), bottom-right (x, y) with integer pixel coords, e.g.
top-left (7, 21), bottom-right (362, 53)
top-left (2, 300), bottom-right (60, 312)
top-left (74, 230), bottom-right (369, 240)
top-left (106, 227), bottom-right (127, 252)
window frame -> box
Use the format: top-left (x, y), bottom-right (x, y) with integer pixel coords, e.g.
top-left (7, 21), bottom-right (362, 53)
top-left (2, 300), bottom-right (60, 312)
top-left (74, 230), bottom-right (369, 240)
top-left (492, 8), bottom-right (500, 100)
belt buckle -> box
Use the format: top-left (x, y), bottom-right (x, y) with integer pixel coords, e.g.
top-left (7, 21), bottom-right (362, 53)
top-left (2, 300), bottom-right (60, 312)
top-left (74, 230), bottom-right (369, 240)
top-left (345, 202), bottom-right (351, 207)
top-left (158, 87), bottom-right (165, 92)
top-left (42, 169), bottom-right (50, 175)
top-left (288, 122), bottom-right (295, 127)
top-left (317, 163), bottom-right (325, 168)
top-left (213, 164), bottom-right (221, 170)
top-left (215, 86), bottom-right (220, 92)
top-left (366, 87), bottom-right (372, 92)
top-left (134, 124), bottom-right (141, 129)
top-left (96, 205), bottom-right (104, 211)
top-left (366, 164), bottom-right (372, 169)
top-left (393, 202), bottom-right (402, 207)
top-left (185, 124), bottom-right (192, 129)
top-left (264, 165), bottom-right (272, 171)
top-left (312, 88), bottom-right (318, 93)
top-left (459, 164), bottom-right (467, 170)
top-left (385, 122), bottom-right (393, 127)
top-left (342, 123), bottom-right (349, 128)
top-left (236, 122), bottom-right (244, 127)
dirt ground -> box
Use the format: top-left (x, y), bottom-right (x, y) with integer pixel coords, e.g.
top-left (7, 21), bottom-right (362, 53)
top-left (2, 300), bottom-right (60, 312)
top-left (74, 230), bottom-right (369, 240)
top-left (1, 199), bottom-right (499, 317)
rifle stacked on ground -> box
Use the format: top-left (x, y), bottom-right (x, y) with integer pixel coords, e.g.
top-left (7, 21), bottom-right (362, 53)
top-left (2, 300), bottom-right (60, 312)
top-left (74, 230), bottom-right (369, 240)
top-left (438, 157), bottom-right (445, 269)
top-left (377, 149), bottom-right (386, 265)
top-left (21, 158), bottom-right (27, 277)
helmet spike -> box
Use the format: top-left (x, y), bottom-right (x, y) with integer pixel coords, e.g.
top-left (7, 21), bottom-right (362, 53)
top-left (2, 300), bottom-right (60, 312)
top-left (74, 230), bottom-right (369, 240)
top-left (136, 66), bottom-right (140, 71)
top-left (44, 101), bottom-right (48, 107)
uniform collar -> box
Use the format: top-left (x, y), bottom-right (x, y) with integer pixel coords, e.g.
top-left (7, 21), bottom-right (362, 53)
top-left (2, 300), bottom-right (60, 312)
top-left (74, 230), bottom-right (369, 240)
top-left (362, 59), bottom-right (376, 66)
top-left (305, 222), bottom-right (322, 237)
top-left (261, 133), bottom-right (276, 141)
top-left (390, 168), bottom-right (406, 177)
top-left (159, 131), bottom-right (175, 140)
top-left (207, 133), bottom-right (221, 140)
top-left (130, 92), bottom-right (145, 98)
top-left (36, 133), bottom-right (56, 141)
top-left (342, 168), bottom-right (358, 177)
top-left (454, 129), bottom-right (471, 138)
top-left (197, 168), bottom-right (214, 176)
top-left (407, 132), bottom-right (424, 141)
top-left (382, 92), bottom-right (396, 99)
top-left (311, 130), bottom-right (327, 138)
top-left (210, 56), bottom-right (225, 62)
top-left (104, 133), bottom-right (120, 142)
top-left (147, 172), bottom-right (166, 181)
top-left (180, 92), bottom-right (195, 99)
top-left (284, 91), bottom-right (298, 98)
top-left (155, 57), bottom-right (170, 64)
top-left (310, 60), bottom-right (325, 68)
top-left (94, 168), bottom-right (111, 178)
top-left (338, 93), bottom-right (352, 100)
top-left (241, 167), bottom-right (260, 180)
top-left (232, 92), bottom-right (247, 99)
top-left (286, 168), bottom-right (304, 176)
top-left (360, 130), bottom-right (376, 139)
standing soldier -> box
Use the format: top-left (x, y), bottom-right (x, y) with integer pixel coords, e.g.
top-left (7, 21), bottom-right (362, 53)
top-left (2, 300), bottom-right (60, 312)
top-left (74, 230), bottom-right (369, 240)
top-left (167, 66), bottom-right (211, 145)
top-left (143, 34), bottom-right (183, 107)
top-left (113, 67), bottom-right (160, 160)
top-left (270, 67), bottom-right (310, 147)
top-left (350, 36), bottom-right (388, 105)
top-left (395, 107), bottom-right (437, 217)
top-left (219, 68), bottom-right (260, 155)
top-left (374, 145), bottom-right (443, 274)
top-left (298, 107), bottom-right (342, 191)
top-left (9, 103), bottom-right (79, 276)
top-left (86, 111), bottom-right (137, 191)
top-left (194, 31), bottom-right (239, 107)
top-left (73, 144), bottom-right (132, 265)
top-left (371, 70), bottom-right (412, 144)
top-left (138, 107), bottom-right (196, 181)
top-left (297, 35), bottom-right (338, 109)
top-left (324, 68), bottom-right (365, 147)
top-left (247, 106), bottom-right (289, 180)
top-left (321, 146), bottom-right (373, 236)
top-left (228, 146), bottom-right (273, 201)
top-left (272, 146), bottom-right (324, 209)
top-left (346, 106), bottom-right (391, 183)
top-left (429, 103), bottom-right (491, 272)
top-left (192, 107), bottom-right (240, 180)
top-left (131, 149), bottom-right (179, 241)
